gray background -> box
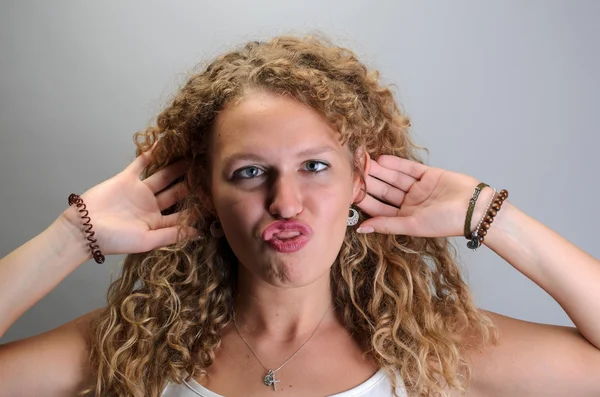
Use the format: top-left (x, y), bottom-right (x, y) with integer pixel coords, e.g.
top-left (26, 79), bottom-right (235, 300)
top-left (1, 0), bottom-right (598, 344)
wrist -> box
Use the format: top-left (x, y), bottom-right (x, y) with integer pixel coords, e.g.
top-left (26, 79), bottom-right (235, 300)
top-left (481, 199), bottom-right (515, 248)
top-left (52, 206), bottom-right (94, 264)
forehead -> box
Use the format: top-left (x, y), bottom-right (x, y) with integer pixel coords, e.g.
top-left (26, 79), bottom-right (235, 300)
top-left (210, 90), bottom-right (343, 158)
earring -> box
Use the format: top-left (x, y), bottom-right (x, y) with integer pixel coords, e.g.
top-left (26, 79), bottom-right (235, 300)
top-left (210, 220), bottom-right (224, 238)
top-left (347, 207), bottom-right (359, 226)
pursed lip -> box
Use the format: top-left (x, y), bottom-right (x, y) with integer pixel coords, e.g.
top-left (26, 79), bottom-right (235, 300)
top-left (261, 220), bottom-right (313, 241)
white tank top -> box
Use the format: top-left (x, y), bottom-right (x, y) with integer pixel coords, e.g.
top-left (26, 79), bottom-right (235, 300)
top-left (161, 368), bottom-right (407, 397)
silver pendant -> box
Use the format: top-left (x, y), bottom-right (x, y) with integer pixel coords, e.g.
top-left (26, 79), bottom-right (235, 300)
top-left (264, 370), bottom-right (280, 391)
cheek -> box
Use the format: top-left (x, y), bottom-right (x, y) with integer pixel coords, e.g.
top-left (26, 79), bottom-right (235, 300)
top-left (308, 183), bottom-right (353, 228)
top-left (216, 193), bottom-right (260, 232)
top-left (212, 180), bottom-right (247, 214)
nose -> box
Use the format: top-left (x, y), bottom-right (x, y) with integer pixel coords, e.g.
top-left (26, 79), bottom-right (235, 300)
top-left (268, 174), bottom-right (303, 219)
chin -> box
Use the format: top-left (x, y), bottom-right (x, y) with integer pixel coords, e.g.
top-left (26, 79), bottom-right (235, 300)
top-left (262, 258), bottom-right (331, 288)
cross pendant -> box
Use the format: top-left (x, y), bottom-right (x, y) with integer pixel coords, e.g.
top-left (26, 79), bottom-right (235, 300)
top-left (264, 369), bottom-right (280, 391)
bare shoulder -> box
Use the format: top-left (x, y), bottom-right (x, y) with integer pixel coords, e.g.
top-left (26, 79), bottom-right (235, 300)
top-left (0, 307), bottom-right (105, 397)
top-left (460, 309), bottom-right (600, 397)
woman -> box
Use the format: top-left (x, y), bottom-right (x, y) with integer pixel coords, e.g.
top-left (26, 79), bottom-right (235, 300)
top-left (0, 35), bottom-right (599, 397)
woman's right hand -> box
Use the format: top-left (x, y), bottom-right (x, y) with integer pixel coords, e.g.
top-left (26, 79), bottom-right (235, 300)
top-left (60, 144), bottom-right (199, 257)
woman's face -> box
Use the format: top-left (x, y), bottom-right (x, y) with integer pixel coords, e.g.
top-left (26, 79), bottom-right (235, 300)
top-left (209, 88), bottom-right (364, 288)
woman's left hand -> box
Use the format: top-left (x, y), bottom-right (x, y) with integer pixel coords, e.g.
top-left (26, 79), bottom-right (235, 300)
top-left (355, 155), bottom-right (489, 238)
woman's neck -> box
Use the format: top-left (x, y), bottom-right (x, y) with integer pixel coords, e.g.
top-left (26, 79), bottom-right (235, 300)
top-left (232, 266), bottom-right (336, 343)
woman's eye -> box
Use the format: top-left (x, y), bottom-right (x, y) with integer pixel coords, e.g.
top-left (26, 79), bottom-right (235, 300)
top-left (232, 161), bottom-right (329, 180)
top-left (234, 166), bottom-right (264, 179)
top-left (305, 161), bottom-right (328, 173)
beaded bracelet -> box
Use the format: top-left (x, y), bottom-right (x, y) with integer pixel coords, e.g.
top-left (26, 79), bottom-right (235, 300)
top-left (68, 193), bottom-right (105, 264)
top-left (464, 185), bottom-right (509, 250)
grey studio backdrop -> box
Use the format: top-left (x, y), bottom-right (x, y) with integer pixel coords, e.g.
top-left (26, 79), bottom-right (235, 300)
top-left (1, 1), bottom-right (598, 344)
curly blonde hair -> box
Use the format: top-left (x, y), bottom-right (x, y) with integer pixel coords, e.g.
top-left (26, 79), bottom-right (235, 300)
top-left (80, 33), bottom-right (498, 397)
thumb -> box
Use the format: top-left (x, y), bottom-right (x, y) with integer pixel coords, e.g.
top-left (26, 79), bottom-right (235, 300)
top-left (356, 216), bottom-right (416, 235)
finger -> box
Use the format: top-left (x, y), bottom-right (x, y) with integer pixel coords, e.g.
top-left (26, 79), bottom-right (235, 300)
top-left (366, 175), bottom-right (407, 207)
top-left (157, 209), bottom-right (191, 229)
top-left (355, 194), bottom-right (399, 218)
top-left (155, 181), bottom-right (189, 211)
top-left (375, 155), bottom-right (428, 181)
top-left (358, 215), bottom-right (418, 236)
top-left (126, 141), bottom-right (159, 177)
top-left (369, 157), bottom-right (418, 192)
top-left (143, 159), bottom-right (190, 194)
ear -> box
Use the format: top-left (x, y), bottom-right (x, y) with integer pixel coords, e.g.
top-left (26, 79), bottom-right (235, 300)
top-left (351, 145), bottom-right (370, 204)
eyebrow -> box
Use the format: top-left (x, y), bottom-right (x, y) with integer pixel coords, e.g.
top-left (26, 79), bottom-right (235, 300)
top-left (222, 145), bottom-right (338, 169)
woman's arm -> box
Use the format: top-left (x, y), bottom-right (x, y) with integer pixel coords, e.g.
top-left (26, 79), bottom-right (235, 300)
top-left (464, 310), bottom-right (600, 397)
top-left (0, 208), bottom-right (92, 338)
top-left (483, 197), bottom-right (600, 349)
top-left (0, 209), bottom-right (100, 397)
top-left (466, 196), bottom-right (600, 396)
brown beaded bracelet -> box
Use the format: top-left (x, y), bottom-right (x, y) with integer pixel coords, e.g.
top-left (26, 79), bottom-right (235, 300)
top-left (466, 188), bottom-right (509, 250)
top-left (68, 193), bottom-right (105, 264)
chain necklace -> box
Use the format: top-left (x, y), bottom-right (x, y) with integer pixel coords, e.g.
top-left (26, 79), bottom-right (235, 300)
top-left (232, 304), bottom-right (331, 391)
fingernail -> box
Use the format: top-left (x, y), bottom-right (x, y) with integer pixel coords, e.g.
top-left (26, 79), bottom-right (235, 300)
top-left (356, 226), bottom-right (374, 234)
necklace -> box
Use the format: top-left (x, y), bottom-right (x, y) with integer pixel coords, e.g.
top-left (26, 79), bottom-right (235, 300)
top-left (232, 304), bottom-right (331, 391)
